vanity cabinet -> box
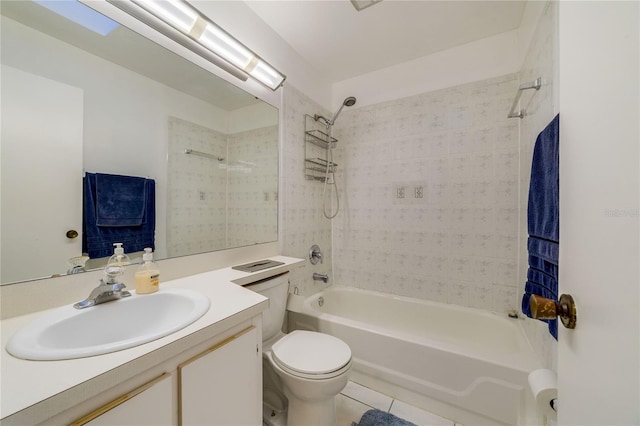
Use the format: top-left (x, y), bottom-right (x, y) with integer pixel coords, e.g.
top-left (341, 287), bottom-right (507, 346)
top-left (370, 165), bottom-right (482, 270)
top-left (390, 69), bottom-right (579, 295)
top-left (59, 324), bottom-right (261, 426)
top-left (179, 326), bottom-right (260, 425)
top-left (72, 374), bottom-right (173, 426)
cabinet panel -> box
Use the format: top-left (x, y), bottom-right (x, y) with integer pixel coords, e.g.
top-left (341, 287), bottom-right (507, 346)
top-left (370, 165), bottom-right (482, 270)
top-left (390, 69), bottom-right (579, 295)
top-left (72, 374), bottom-right (173, 426)
top-left (179, 327), bottom-right (260, 426)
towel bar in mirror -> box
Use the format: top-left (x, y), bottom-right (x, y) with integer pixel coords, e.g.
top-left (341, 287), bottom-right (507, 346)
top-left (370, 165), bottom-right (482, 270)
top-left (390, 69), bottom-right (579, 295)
top-left (530, 294), bottom-right (577, 329)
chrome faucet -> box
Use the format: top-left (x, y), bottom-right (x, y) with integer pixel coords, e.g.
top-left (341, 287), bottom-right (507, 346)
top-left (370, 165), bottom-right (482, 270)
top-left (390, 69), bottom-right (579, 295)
top-left (74, 266), bottom-right (131, 309)
top-left (309, 244), bottom-right (323, 265)
top-left (313, 273), bottom-right (329, 283)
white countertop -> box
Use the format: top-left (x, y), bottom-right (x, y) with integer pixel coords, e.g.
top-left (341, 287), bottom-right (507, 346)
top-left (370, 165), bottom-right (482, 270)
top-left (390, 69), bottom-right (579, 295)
top-left (0, 255), bottom-right (303, 421)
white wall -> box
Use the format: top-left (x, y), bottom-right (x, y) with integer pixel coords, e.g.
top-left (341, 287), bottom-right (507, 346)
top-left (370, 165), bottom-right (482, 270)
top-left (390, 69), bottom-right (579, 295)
top-left (557, 1), bottom-right (639, 423)
top-left (332, 30), bottom-right (521, 110)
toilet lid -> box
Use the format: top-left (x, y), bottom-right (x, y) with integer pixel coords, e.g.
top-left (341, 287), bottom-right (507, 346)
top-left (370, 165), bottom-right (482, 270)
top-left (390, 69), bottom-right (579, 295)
top-left (271, 330), bottom-right (351, 376)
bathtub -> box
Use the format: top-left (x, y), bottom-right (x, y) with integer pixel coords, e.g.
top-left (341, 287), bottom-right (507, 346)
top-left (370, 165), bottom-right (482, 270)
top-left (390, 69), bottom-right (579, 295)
top-left (287, 287), bottom-right (542, 426)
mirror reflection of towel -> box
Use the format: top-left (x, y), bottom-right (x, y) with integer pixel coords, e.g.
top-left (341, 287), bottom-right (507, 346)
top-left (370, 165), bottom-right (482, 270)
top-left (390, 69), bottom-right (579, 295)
top-left (95, 173), bottom-right (147, 227)
top-left (83, 173), bottom-right (155, 259)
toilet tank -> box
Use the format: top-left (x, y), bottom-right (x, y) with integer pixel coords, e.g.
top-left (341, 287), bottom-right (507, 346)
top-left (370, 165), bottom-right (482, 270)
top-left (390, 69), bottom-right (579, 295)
top-left (244, 272), bottom-right (290, 341)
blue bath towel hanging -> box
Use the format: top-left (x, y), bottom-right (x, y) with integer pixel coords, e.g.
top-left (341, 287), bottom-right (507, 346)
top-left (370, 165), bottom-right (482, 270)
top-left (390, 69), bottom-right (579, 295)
top-left (522, 114), bottom-right (559, 339)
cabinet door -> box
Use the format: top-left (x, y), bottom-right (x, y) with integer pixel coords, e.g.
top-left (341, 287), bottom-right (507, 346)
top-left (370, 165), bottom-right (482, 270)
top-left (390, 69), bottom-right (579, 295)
top-left (72, 374), bottom-right (173, 426)
top-left (179, 327), bottom-right (260, 426)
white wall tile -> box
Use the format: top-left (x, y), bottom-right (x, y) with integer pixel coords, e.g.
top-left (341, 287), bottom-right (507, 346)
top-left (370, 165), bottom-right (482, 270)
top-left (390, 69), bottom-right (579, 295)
top-left (329, 74), bottom-right (521, 313)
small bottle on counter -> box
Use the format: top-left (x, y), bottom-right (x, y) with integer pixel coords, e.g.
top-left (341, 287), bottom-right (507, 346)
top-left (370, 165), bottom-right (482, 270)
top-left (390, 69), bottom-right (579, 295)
top-left (135, 248), bottom-right (160, 294)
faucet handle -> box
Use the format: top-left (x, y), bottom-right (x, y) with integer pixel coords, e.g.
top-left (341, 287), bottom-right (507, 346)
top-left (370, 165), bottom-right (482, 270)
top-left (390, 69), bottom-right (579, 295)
top-left (309, 244), bottom-right (323, 265)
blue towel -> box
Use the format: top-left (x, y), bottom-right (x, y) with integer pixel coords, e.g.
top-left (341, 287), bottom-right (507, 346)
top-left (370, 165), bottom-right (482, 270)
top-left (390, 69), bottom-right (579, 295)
top-left (353, 409), bottom-right (417, 426)
top-left (527, 269), bottom-right (558, 296)
top-left (83, 173), bottom-right (155, 259)
top-left (527, 114), bottom-right (559, 241)
top-left (528, 254), bottom-right (558, 280)
top-left (522, 114), bottom-right (560, 340)
top-left (527, 237), bottom-right (559, 265)
top-left (95, 173), bottom-right (147, 227)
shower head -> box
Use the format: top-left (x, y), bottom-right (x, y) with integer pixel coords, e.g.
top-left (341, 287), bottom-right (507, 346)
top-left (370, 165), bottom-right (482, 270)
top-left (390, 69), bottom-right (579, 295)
top-left (314, 96), bottom-right (357, 127)
top-left (329, 96), bottom-right (357, 126)
top-left (343, 96), bottom-right (357, 107)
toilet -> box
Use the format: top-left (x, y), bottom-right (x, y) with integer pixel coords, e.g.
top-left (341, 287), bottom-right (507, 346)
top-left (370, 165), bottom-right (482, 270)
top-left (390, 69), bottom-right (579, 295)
top-left (245, 272), bottom-right (351, 426)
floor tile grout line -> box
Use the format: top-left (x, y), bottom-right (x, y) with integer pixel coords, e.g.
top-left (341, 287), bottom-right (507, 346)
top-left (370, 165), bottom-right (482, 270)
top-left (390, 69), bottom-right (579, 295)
top-left (339, 392), bottom-right (377, 410)
top-left (339, 391), bottom-right (395, 414)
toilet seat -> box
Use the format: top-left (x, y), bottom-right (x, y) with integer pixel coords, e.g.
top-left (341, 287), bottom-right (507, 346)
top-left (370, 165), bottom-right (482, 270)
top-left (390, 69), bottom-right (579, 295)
top-left (271, 330), bottom-right (351, 380)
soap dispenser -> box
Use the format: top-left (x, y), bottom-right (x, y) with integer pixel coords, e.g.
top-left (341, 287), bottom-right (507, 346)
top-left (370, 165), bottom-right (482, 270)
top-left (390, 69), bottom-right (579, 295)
top-left (107, 242), bottom-right (131, 268)
top-left (135, 247), bottom-right (160, 294)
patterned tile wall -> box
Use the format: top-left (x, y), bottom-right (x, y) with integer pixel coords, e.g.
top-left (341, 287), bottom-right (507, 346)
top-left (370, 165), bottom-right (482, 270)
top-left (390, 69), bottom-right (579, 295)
top-left (280, 85), bottom-right (333, 296)
top-left (329, 74), bottom-right (522, 314)
top-left (167, 117), bottom-right (278, 257)
top-left (167, 116), bottom-right (228, 257)
top-left (227, 125), bottom-right (278, 247)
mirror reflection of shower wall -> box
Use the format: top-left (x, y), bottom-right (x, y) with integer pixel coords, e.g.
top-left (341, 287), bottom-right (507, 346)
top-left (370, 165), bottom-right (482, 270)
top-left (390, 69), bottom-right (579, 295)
top-left (227, 125), bottom-right (278, 247)
top-left (167, 117), bottom-right (228, 257)
top-left (167, 117), bottom-right (278, 258)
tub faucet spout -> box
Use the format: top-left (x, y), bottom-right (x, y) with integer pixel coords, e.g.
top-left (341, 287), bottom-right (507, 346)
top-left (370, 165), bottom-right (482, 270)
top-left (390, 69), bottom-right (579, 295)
top-left (313, 273), bottom-right (329, 283)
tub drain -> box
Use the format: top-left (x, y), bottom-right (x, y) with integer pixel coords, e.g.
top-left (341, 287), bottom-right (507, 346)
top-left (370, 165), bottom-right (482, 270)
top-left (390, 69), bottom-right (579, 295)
top-left (318, 296), bottom-right (324, 307)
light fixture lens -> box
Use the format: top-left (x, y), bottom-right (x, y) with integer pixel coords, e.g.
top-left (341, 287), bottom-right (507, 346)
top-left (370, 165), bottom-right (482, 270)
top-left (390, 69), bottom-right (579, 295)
top-left (127, 0), bottom-right (285, 90)
top-left (249, 60), bottom-right (285, 90)
top-left (198, 24), bottom-right (254, 69)
top-left (132, 0), bottom-right (198, 33)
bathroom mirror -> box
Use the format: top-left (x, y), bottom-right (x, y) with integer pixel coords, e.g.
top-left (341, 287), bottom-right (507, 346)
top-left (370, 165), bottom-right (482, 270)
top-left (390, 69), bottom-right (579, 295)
top-left (0, 1), bottom-right (279, 285)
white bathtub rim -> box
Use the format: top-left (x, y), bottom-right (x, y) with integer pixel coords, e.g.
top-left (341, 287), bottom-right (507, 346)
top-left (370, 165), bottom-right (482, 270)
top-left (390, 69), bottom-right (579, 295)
top-left (289, 286), bottom-right (542, 373)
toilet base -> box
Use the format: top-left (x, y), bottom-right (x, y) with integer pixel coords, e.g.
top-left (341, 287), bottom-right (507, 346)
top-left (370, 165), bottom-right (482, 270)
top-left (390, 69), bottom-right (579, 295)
top-left (283, 390), bottom-right (337, 426)
top-left (262, 403), bottom-right (286, 426)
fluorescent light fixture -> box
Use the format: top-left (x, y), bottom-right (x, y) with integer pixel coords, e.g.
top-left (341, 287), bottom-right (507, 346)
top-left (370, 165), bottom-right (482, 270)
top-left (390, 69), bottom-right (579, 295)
top-left (350, 0), bottom-right (383, 12)
top-left (123, 0), bottom-right (286, 90)
top-left (34, 0), bottom-right (120, 36)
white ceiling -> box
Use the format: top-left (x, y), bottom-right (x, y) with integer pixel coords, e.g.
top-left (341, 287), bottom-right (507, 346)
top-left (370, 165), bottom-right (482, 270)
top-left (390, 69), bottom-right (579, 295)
top-left (245, 0), bottom-right (527, 83)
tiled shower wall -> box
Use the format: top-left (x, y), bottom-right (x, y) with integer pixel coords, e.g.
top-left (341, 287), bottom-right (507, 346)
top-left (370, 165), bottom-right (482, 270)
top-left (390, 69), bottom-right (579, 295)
top-left (280, 85), bottom-right (333, 296)
top-left (330, 74), bottom-right (522, 314)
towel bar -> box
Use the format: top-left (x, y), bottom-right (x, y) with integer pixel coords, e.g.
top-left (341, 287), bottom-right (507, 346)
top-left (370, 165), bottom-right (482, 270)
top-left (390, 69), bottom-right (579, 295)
top-left (184, 148), bottom-right (224, 162)
top-left (508, 77), bottom-right (543, 119)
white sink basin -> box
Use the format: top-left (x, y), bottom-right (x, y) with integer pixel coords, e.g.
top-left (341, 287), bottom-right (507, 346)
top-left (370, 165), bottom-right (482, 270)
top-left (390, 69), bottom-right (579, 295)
top-left (6, 288), bottom-right (210, 361)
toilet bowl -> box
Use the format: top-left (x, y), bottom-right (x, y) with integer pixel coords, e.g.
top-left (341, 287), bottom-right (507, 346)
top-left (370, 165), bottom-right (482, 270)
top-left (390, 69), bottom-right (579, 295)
top-left (244, 272), bottom-right (351, 426)
top-left (267, 330), bottom-right (351, 426)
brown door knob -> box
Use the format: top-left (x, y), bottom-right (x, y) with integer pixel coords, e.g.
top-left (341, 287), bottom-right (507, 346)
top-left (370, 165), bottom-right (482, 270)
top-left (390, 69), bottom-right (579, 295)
top-left (66, 230), bottom-right (79, 239)
top-left (530, 293), bottom-right (577, 329)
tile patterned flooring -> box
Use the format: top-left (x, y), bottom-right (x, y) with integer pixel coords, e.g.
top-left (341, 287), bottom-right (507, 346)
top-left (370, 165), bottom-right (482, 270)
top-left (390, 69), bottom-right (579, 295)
top-left (337, 381), bottom-right (458, 426)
